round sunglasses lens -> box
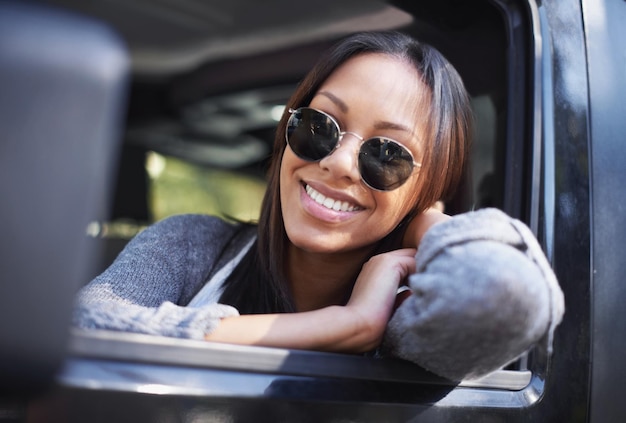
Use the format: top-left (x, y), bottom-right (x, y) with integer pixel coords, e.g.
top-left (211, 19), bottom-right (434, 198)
top-left (359, 138), bottom-right (414, 190)
top-left (287, 108), bottom-right (339, 161)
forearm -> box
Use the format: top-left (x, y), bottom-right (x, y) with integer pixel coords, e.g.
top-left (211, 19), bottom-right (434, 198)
top-left (205, 306), bottom-right (380, 353)
top-left (384, 208), bottom-right (565, 381)
top-left (73, 299), bottom-right (239, 340)
top-left (205, 250), bottom-right (417, 353)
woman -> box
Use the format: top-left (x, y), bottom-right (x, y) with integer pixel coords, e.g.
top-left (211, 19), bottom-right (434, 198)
top-left (75, 31), bottom-right (563, 380)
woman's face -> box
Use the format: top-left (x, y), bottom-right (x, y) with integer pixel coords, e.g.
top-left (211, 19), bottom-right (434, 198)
top-left (280, 53), bottom-right (429, 254)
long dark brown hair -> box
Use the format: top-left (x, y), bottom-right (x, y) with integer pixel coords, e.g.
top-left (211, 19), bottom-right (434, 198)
top-left (219, 31), bottom-right (473, 314)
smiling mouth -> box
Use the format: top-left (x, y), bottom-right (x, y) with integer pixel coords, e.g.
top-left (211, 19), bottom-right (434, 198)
top-left (304, 184), bottom-right (363, 212)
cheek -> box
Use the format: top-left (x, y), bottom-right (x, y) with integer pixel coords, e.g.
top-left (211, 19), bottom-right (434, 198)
top-left (279, 151), bottom-right (294, 191)
top-left (376, 183), bottom-right (420, 220)
top-left (279, 150), bottom-right (306, 214)
top-left (279, 160), bottom-right (290, 212)
top-left (279, 147), bottom-right (302, 181)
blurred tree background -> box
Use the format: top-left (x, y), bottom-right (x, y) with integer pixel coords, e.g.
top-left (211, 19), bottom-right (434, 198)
top-left (147, 152), bottom-right (266, 223)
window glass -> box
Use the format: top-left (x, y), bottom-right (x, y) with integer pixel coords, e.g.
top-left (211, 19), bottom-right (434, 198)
top-left (146, 152), bottom-right (266, 222)
top-left (471, 95), bottom-right (498, 209)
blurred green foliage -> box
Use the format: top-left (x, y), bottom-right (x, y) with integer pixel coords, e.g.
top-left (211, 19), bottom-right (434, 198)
top-left (147, 152), bottom-right (267, 223)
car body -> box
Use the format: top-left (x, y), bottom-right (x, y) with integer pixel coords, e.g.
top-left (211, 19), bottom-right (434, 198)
top-left (1, 0), bottom-right (625, 421)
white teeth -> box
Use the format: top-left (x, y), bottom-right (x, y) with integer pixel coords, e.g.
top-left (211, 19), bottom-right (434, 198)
top-left (305, 185), bottom-right (359, 212)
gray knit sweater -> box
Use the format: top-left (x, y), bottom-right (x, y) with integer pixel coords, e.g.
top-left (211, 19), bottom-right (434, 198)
top-left (73, 209), bottom-right (564, 381)
top-left (74, 215), bottom-right (256, 340)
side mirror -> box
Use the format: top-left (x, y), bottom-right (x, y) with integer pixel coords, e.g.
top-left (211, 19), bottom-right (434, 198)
top-left (0, 1), bottom-right (128, 395)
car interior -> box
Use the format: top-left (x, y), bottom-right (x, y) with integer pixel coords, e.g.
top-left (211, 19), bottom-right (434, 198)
top-left (75, 0), bottom-right (524, 278)
top-left (2, 0), bottom-right (542, 406)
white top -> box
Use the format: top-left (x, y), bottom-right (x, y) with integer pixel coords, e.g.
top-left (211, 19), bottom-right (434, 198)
top-left (187, 236), bottom-right (256, 307)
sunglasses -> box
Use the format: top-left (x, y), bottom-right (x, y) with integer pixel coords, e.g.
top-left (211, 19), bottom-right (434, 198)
top-left (285, 107), bottom-right (420, 191)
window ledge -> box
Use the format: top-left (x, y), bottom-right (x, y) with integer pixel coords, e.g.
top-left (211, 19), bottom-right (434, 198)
top-left (67, 329), bottom-right (531, 391)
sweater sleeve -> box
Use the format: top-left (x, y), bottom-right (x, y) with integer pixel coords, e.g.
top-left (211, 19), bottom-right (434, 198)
top-left (382, 208), bottom-right (565, 381)
top-left (72, 214), bottom-right (243, 340)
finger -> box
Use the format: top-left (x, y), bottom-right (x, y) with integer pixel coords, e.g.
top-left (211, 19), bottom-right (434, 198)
top-left (386, 247), bottom-right (417, 257)
top-left (366, 252), bottom-right (416, 282)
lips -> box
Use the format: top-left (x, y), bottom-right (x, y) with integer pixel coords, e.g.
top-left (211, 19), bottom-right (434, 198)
top-left (304, 184), bottom-right (363, 212)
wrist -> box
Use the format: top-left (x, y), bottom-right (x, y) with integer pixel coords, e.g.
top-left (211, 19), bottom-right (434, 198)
top-left (339, 304), bottom-right (386, 353)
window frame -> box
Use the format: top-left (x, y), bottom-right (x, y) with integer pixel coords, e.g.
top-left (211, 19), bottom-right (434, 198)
top-left (62, 0), bottom-right (553, 410)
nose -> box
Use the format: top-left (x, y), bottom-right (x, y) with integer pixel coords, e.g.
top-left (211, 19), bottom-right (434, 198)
top-left (318, 132), bottom-right (362, 185)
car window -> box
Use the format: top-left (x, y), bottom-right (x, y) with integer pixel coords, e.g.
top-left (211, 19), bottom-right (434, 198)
top-left (78, 0), bottom-right (548, 404)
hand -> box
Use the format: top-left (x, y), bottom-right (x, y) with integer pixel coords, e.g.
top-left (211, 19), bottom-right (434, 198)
top-left (345, 248), bottom-right (417, 351)
top-left (205, 249), bottom-right (417, 354)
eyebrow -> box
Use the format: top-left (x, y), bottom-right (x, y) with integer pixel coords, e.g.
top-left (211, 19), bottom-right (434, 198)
top-left (317, 90), bottom-right (415, 135)
top-left (318, 91), bottom-right (348, 113)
